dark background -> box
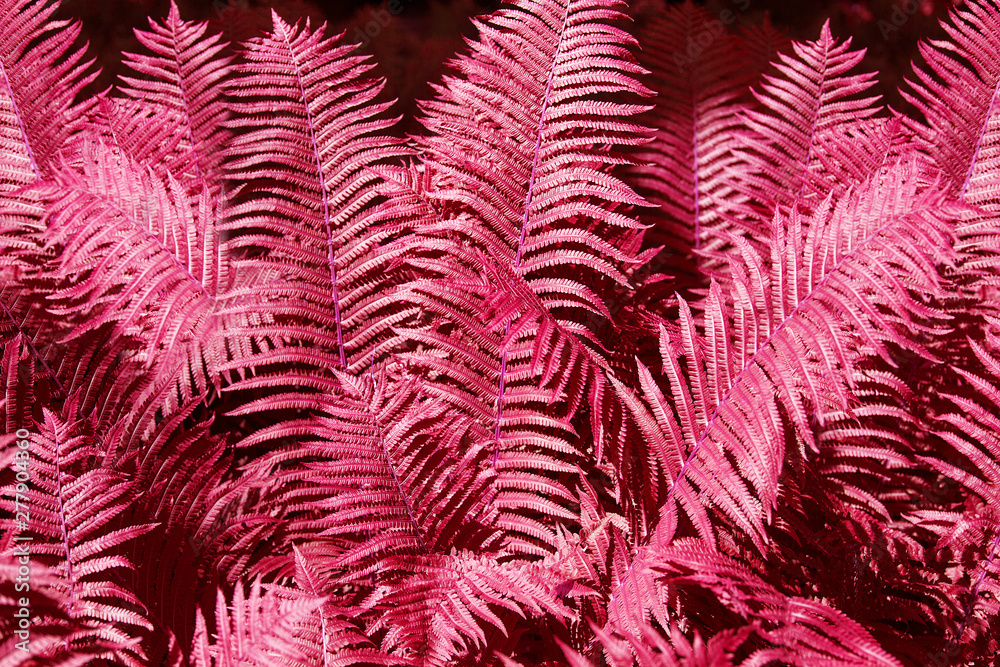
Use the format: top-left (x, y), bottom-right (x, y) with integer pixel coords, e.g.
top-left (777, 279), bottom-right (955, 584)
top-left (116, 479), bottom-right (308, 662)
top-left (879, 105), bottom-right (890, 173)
top-left (54, 0), bottom-right (965, 129)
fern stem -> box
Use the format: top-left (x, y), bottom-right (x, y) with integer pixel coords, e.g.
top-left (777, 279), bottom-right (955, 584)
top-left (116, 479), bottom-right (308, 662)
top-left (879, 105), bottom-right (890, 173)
top-left (280, 26), bottom-right (347, 369)
top-left (493, 0), bottom-right (571, 466)
top-left (796, 44), bottom-right (828, 202)
top-left (317, 600), bottom-right (330, 667)
top-left (98, 95), bottom-right (124, 156)
top-left (168, 21), bottom-right (201, 180)
top-left (690, 73), bottom-right (701, 252)
top-left (51, 424), bottom-right (78, 621)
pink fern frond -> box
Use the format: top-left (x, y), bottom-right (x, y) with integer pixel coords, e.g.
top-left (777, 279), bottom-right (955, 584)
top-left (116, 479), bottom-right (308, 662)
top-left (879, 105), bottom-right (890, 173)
top-left (0, 403), bottom-right (155, 665)
top-left (628, 0), bottom-right (760, 285)
top-left (190, 578), bottom-right (322, 667)
top-left (224, 11), bottom-right (407, 373)
top-left (114, 0), bottom-right (233, 189)
top-left (733, 21), bottom-right (883, 229)
top-left (0, 0), bottom-right (96, 187)
top-left (41, 141), bottom-right (226, 409)
top-left (903, 0), bottom-right (1000, 209)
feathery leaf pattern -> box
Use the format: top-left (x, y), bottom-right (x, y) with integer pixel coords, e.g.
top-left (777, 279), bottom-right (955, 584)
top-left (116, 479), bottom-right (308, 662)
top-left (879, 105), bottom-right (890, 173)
top-left (2, 0), bottom-right (1000, 664)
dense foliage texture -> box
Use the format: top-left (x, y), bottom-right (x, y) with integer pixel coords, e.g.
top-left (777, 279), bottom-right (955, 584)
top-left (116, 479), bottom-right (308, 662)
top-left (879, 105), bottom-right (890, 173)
top-left (1, 0), bottom-right (999, 664)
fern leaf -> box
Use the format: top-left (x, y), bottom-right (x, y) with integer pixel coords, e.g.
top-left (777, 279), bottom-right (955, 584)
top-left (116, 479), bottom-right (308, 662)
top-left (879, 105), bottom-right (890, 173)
top-left (611, 158), bottom-right (957, 565)
top-left (191, 578), bottom-right (322, 667)
top-left (114, 0), bottom-right (233, 188)
top-left (41, 141), bottom-right (225, 409)
top-left (734, 21), bottom-right (884, 227)
top-left (244, 365), bottom-right (495, 577)
top-left (0, 0), bottom-right (96, 188)
top-left (289, 546), bottom-right (401, 667)
top-left (373, 0), bottom-right (664, 535)
top-left (224, 11), bottom-right (406, 373)
top-left (916, 338), bottom-right (1000, 649)
top-left (0, 0), bottom-right (97, 400)
top-left (366, 549), bottom-right (573, 666)
top-left (903, 0), bottom-right (1000, 209)
top-left (657, 541), bottom-right (902, 667)
top-left (412, 0), bottom-right (650, 334)
top-left (628, 0), bottom-right (760, 284)
top-left (0, 403), bottom-right (155, 666)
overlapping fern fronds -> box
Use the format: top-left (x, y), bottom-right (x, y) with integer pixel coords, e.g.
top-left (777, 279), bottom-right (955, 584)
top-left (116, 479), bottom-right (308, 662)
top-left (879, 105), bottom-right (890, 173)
top-left (1, 0), bottom-right (1000, 665)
